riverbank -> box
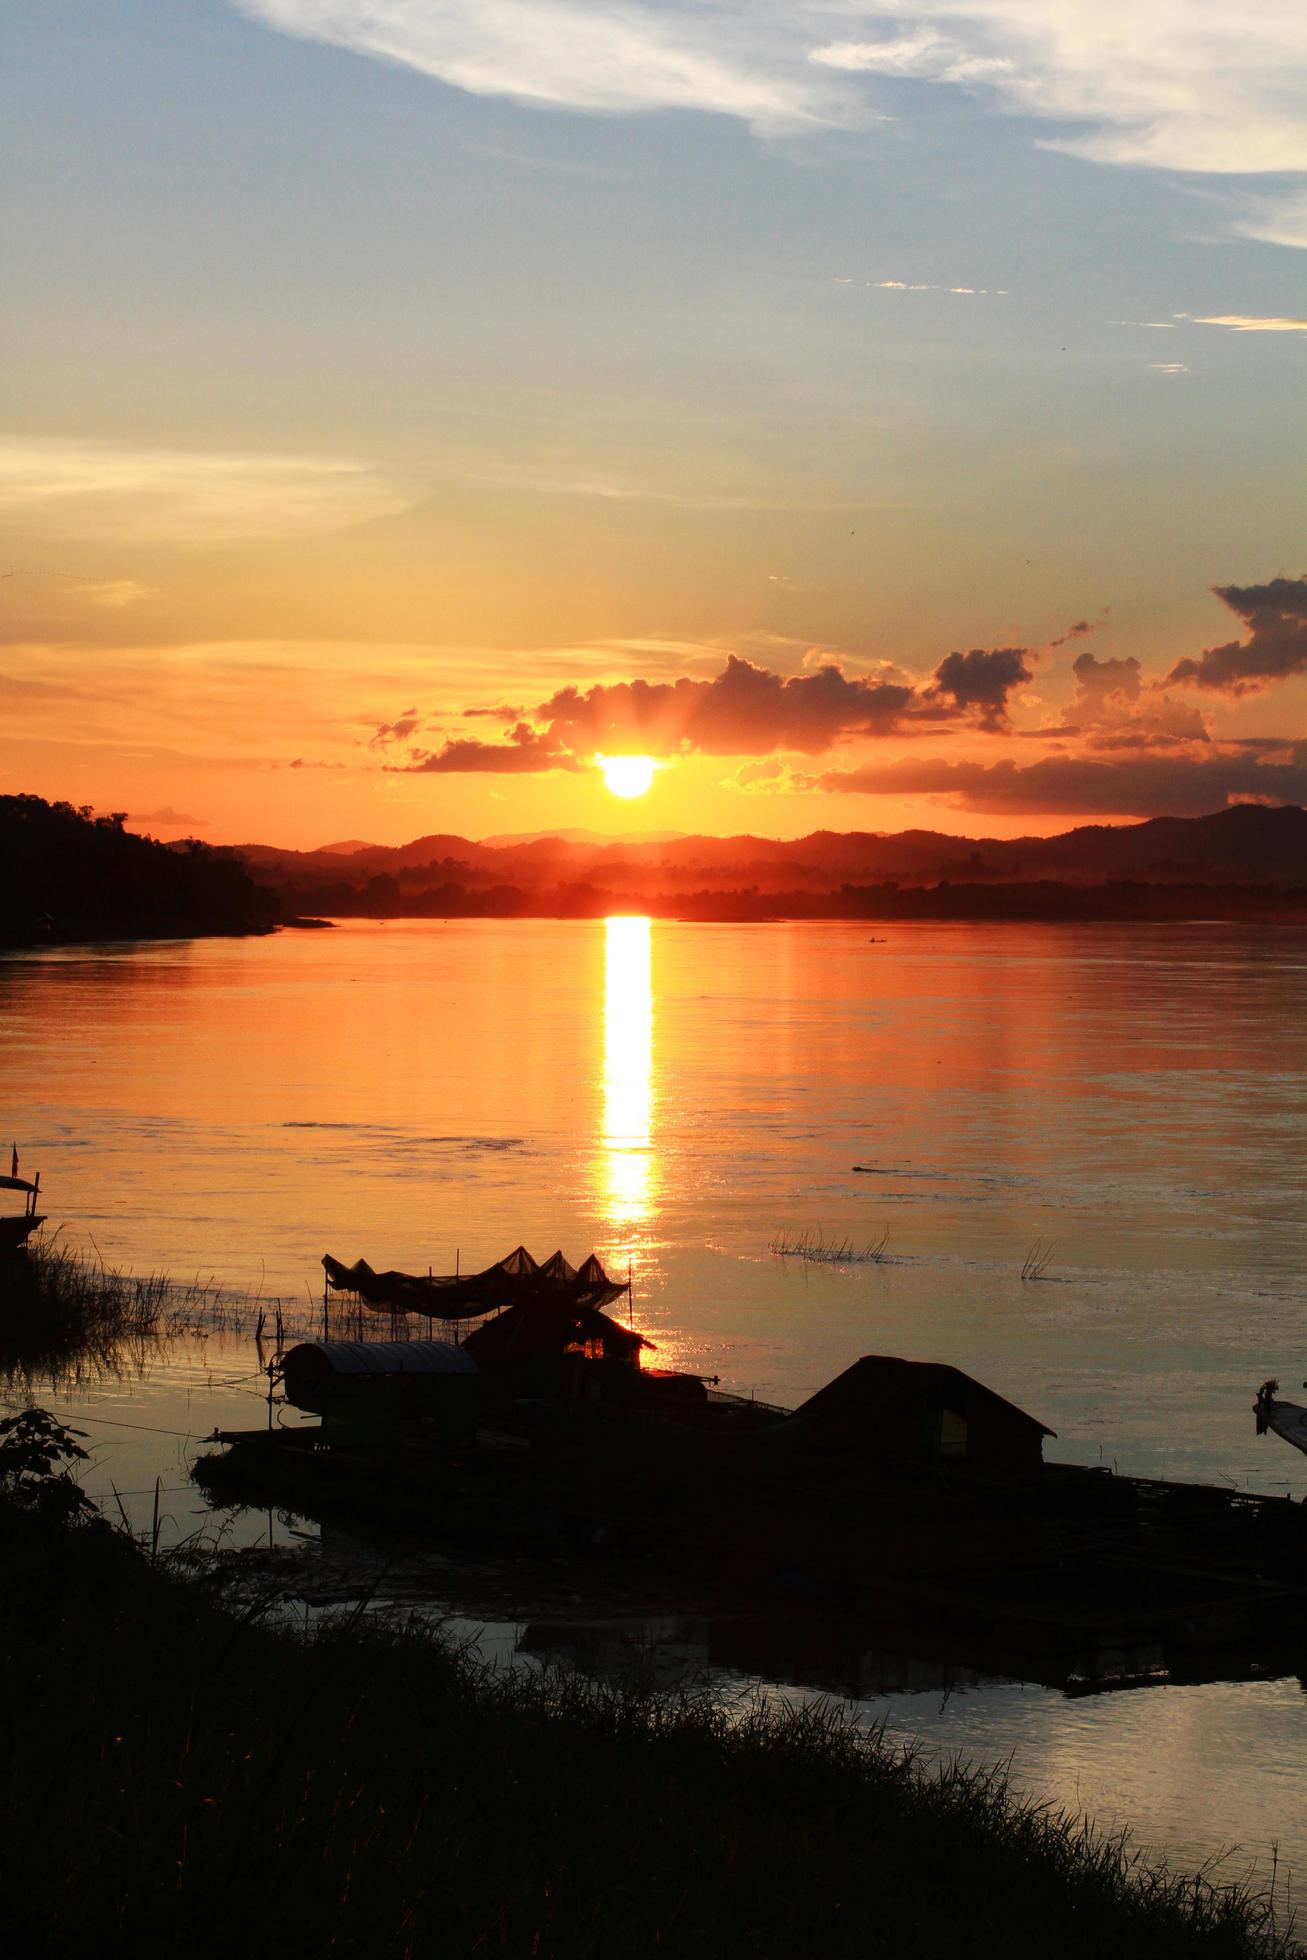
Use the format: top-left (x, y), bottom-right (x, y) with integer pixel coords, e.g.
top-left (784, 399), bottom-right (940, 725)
top-left (0, 1411), bottom-right (1292, 1960)
top-left (1, 793), bottom-right (279, 948)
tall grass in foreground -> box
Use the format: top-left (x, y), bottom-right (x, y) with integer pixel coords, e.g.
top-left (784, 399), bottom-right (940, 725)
top-left (0, 1425), bottom-right (1293, 1960)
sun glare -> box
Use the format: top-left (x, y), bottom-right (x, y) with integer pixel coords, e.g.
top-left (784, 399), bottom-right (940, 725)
top-left (599, 754), bottom-right (656, 799)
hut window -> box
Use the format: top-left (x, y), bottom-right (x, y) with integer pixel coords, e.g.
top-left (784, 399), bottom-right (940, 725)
top-left (939, 1408), bottom-right (969, 1458)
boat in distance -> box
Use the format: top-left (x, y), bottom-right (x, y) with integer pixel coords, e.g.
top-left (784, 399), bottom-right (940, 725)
top-left (0, 1147), bottom-right (44, 1255)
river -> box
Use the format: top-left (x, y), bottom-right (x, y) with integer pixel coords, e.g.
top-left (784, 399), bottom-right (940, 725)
top-left (4, 916), bottom-right (1306, 1894)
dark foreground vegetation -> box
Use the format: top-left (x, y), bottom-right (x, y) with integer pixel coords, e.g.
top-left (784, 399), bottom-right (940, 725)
top-left (0, 1411), bottom-right (1294, 1960)
top-left (0, 1241), bottom-right (203, 1383)
top-left (1, 793), bottom-right (278, 947)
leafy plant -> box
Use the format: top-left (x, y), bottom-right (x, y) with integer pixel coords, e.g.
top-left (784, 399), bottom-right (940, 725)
top-left (0, 1407), bottom-right (96, 1527)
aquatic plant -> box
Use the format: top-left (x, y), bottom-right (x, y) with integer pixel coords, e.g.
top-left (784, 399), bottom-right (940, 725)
top-left (0, 1240), bottom-right (217, 1385)
top-left (769, 1226), bottom-right (891, 1266)
top-left (1022, 1238), bottom-right (1057, 1282)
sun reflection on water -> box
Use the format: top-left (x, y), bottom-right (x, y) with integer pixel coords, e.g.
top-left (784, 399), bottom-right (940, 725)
top-left (601, 916), bottom-right (655, 1244)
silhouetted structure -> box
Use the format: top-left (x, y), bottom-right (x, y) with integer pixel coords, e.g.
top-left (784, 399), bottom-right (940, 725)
top-left (793, 1357), bottom-right (1054, 1476)
top-left (322, 1244), bottom-right (631, 1321)
top-left (282, 1339), bottom-right (478, 1447)
top-left (0, 1145), bottom-right (44, 1255)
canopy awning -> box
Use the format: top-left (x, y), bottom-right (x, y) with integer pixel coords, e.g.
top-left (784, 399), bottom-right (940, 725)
top-left (321, 1245), bottom-right (630, 1320)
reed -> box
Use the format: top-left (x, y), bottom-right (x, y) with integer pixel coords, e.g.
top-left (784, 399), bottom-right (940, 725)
top-left (0, 1240), bottom-right (217, 1383)
top-left (1022, 1239), bottom-right (1057, 1282)
top-left (770, 1226), bottom-right (891, 1265)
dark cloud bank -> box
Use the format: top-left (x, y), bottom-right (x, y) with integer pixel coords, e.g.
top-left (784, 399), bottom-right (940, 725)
top-left (814, 750), bottom-right (1307, 819)
top-left (389, 646), bottom-right (1032, 773)
top-left (1167, 577), bottom-right (1307, 694)
top-left (367, 574), bottom-right (1307, 820)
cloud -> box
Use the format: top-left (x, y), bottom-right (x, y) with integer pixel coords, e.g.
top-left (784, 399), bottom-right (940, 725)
top-left (1049, 619), bottom-right (1095, 647)
top-left (463, 703), bottom-right (526, 720)
top-left (1186, 315), bottom-right (1307, 333)
top-left (924, 645), bottom-right (1031, 731)
top-left (866, 279), bottom-right (1007, 295)
top-left (369, 707), bottom-right (423, 749)
top-left (236, 1), bottom-right (1307, 194)
top-left (236, 0), bottom-right (833, 131)
top-left (814, 749), bottom-right (1307, 819)
top-left (1167, 577), bottom-right (1307, 695)
top-left (80, 579), bottom-right (148, 609)
top-left (127, 806), bottom-right (207, 828)
top-left (0, 435), bottom-right (408, 543)
top-left (720, 757), bottom-right (819, 795)
top-left (536, 653), bottom-right (915, 756)
top-left (1062, 650), bottom-right (1208, 747)
top-left (1228, 191), bottom-right (1307, 250)
top-left (380, 643), bottom-right (1042, 776)
top-left (396, 722), bottom-right (585, 774)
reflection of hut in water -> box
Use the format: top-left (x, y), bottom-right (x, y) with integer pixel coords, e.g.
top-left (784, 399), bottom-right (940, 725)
top-left (792, 1358), bottom-right (1054, 1476)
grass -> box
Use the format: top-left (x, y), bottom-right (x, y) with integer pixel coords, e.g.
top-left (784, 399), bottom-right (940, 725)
top-left (0, 1239), bottom-right (203, 1384)
top-left (0, 1410), bottom-right (1296, 1960)
top-left (1022, 1239), bottom-right (1058, 1282)
top-left (0, 1239), bottom-right (329, 1388)
top-left (770, 1226), bottom-right (891, 1266)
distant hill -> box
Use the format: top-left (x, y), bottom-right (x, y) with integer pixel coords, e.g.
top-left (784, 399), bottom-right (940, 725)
top-left (314, 839), bottom-right (381, 856)
top-left (479, 828), bottom-right (688, 847)
top-left (232, 804), bottom-right (1307, 923)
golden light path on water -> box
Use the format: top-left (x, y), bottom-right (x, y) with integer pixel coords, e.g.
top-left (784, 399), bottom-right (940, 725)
top-left (600, 916), bottom-right (655, 1259)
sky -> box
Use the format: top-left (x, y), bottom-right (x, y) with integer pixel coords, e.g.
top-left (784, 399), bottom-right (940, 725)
top-left (3, 0), bottom-right (1306, 848)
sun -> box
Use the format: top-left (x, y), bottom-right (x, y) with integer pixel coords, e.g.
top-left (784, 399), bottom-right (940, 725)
top-left (598, 754), bottom-right (657, 799)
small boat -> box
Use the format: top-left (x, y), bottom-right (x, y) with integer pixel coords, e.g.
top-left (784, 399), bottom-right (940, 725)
top-left (0, 1146), bottom-right (44, 1254)
top-left (1254, 1378), bottom-right (1307, 1461)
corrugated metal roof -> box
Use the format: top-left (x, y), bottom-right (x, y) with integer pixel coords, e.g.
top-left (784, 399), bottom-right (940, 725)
top-left (284, 1340), bottom-right (477, 1378)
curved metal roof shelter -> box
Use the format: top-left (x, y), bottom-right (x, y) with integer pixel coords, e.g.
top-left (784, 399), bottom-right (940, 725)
top-left (284, 1340), bottom-right (476, 1380)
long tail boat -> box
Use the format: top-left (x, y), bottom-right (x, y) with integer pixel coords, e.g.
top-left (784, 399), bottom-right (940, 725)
top-left (0, 1147), bottom-right (44, 1254)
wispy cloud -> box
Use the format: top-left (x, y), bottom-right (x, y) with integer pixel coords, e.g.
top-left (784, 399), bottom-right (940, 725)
top-left (864, 279), bottom-right (1007, 295)
top-left (127, 806), bottom-right (207, 829)
top-left (236, 2), bottom-right (1307, 212)
top-left (0, 435), bottom-right (408, 543)
top-left (1184, 314), bottom-right (1307, 333)
top-left (813, 749), bottom-right (1307, 819)
top-left (811, 3), bottom-right (1307, 177)
top-left (235, 1), bottom-right (831, 131)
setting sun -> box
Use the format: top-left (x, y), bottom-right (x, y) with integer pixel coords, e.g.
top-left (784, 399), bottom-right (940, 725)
top-left (598, 754), bottom-right (656, 799)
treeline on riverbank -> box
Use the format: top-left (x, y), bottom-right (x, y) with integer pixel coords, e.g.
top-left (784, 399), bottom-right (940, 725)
top-left (256, 875), bottom-right (1307, 924)
top-left (0, 794), bottom-right (278, 947)
top-left (0, 1409), bottom-right (1293, 1960)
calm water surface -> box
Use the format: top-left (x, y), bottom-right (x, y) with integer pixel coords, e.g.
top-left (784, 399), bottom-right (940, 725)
top-left (4, 918), bottom-right (1307, 1890)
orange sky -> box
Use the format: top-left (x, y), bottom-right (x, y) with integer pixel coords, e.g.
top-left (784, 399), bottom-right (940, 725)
top-left (5, 1), bottom-right (1306, 849)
